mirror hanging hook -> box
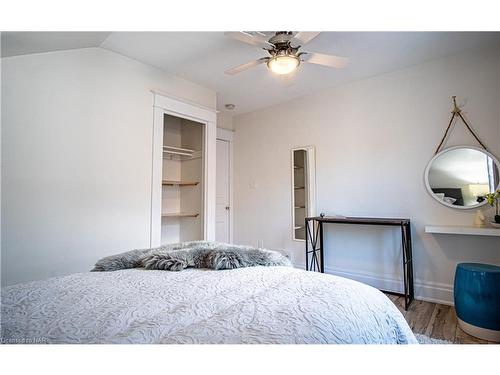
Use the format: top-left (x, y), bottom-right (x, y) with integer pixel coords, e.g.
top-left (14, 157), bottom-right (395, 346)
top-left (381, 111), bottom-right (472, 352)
top-left (434, 96), bottom-right (488, 155)
top-left (451, 95), bottom-right (461, 114)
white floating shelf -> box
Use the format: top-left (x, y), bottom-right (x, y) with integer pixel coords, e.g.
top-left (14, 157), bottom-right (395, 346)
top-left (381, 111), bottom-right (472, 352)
top-left (425, 225), bottom-right (500, 237)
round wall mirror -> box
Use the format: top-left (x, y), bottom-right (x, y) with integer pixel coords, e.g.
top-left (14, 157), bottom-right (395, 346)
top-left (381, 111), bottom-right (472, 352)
top-left (425, 146), bottom-right (500, 209)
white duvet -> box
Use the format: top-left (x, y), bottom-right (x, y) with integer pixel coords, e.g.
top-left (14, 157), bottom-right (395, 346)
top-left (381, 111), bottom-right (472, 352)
top-left (1, 266), bottom-right (417, 344)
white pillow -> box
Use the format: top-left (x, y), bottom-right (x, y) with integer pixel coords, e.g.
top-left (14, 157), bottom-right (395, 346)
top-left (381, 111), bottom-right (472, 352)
top-left (443, 196), bottom-right (457, 204)
top-left (434, 193), bottom-right (457, 204)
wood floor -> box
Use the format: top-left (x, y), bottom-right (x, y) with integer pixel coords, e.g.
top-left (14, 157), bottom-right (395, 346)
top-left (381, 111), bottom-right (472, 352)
top-left (385, 294), bottom-right (496, 344)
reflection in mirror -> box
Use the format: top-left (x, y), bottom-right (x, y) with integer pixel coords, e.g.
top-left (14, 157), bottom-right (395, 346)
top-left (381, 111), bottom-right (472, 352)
top-left (425, 147), bottom-right (500, 209)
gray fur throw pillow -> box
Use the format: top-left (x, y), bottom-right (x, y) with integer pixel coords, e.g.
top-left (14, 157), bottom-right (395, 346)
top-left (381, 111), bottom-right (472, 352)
top-left (92, 241), bottom-right (291, 272)
top-left (91, 241), bottom-right (203, 272)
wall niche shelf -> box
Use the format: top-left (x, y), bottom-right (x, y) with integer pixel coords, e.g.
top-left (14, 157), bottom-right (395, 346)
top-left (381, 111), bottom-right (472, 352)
top-left (425, 225), bottom-right (500, 237)
top-left (162, 180), bottom-right (199, 186)
top-left (291, 147), bottom-right (316, 241)
top-left (162, 213), bottom-right (200, 218)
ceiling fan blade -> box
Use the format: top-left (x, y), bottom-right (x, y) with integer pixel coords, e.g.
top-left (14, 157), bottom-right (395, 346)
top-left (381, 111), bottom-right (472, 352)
top-left (224, 32), bottom-right (274, 49)
top-left (302, 52), bottom-right (349, 68)
top-left (292, 32), bottom-right (321, 45)
top-left (224, 58), bottom-right (269, 75)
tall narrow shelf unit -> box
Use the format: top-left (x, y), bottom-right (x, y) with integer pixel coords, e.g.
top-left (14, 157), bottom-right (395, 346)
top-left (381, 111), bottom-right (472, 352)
top-left (293, 150), bottom-right (307, 240)
top-left (161, 114), bottom-right (204, 244)
top-left (291, 146), bottom-right (316, 241)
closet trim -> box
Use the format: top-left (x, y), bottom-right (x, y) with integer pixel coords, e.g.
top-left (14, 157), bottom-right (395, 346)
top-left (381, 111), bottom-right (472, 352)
top-left (150, 92), bottom-right (217, 247)
top-left (151, 89), bottom-right (217, 119)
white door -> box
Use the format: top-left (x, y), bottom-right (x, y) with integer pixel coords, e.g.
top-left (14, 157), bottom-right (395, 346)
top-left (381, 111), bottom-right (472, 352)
top-left (216, 139), bottom-right (230, 243)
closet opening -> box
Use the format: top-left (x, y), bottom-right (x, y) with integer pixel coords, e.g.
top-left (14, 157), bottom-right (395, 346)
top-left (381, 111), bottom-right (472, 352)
top-left (161, 114), bottom-right (205, 244)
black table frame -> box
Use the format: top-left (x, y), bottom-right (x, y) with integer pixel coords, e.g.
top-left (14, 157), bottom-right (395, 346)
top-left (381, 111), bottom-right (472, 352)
top-left (305, 216), bottom-right (414, 310)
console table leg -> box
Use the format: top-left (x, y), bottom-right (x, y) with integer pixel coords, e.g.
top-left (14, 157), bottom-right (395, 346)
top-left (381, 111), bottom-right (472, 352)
top-left (308, 220), bottom-right (321, 272)
top-left (406, 224), bottom-right (414, 304)
top-left (319, 221), bottom-right (324, 273)
top-left (400, 223), bottom-right (415, 310)
top-left (401, 225), bottom-right (409, 310)
top-left (305, 219), bottom-right (309, 271)
top-left (306, 219), bottom-right (321, 272)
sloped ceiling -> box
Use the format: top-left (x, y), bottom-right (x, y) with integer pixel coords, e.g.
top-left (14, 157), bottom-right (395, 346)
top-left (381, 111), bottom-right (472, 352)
top-left (1, 32), bottom-right (111, 57)
top-left (2, 31), bottom-right (499, 114)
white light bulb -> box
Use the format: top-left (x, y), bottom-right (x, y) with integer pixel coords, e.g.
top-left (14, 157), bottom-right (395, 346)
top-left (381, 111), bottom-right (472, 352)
top-left (267, 55), bottom-right (300, 75)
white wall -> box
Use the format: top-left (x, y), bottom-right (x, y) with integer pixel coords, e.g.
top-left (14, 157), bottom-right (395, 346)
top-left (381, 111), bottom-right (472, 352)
top-left (217, 112), bottom-right (234, 130)
top-left (1, 47), bottom-right (216, 286)
top-left (233, 46), bottom-right (500, 305)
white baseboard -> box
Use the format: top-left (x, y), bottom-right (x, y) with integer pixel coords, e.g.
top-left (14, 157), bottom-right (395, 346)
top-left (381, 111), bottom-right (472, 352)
top-left (293, 263), bottom-right (454, 306)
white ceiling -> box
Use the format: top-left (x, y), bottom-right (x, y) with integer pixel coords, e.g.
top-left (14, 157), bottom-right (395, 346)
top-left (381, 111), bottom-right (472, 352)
top-left (1, 32), bottom-right (111, 57)
top-left (2, 31), bottom-right (499, 114)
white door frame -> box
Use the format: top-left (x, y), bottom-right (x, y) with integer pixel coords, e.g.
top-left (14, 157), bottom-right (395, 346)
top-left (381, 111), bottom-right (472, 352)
top-left (150, 90), bottom-right (217, 247)
top-left (216, 128), bottom-right (234, 243)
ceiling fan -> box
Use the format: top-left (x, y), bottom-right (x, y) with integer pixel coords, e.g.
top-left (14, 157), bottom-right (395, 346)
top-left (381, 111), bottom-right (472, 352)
top-left (224, 31), bottom-right (349, 76)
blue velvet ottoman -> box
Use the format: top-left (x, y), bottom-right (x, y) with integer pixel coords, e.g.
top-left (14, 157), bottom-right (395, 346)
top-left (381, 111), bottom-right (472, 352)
top-left (454, 263), bottom-right (500, 342)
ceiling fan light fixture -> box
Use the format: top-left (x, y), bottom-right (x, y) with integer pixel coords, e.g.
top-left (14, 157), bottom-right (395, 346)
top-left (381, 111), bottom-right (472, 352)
top-left (267, 55), bottom-right (300, 75)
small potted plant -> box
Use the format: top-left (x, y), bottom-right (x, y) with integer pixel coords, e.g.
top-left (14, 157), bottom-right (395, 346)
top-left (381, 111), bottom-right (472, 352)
top-left (485, 189), bottom-right (500, 224)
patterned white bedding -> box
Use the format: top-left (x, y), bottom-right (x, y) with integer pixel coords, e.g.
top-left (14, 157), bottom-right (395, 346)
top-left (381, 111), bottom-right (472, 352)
top-left (1, 266), bottom-right (417, 344)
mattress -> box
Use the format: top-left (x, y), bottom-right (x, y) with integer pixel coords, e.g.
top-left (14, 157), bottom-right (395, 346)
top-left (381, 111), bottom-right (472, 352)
top-left (1, 266), bottom-right (417, 344)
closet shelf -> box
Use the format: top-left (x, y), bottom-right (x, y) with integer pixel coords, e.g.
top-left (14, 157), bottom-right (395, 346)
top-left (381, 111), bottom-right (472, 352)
top-left (162, 180), bottom-right (199, 186)
top-left (294, 226), bottom-right (304, 230)
top-left (294, 186), bottom-right (305, 189)
top-left (162, 212), bottom-right (199, 218)
top-left (163, 145), bottom-right (202, 161)
top-left (295, 206), bottom-right (306, 209)
top-left (163, 145), bottom-right (196, 153)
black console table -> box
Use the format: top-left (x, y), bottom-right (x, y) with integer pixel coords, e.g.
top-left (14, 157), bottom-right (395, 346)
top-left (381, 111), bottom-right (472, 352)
top-left (305, 216), bottom-right (414, 310)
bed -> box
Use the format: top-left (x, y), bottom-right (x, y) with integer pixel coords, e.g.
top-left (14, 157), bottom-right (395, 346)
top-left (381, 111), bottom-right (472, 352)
top-left (1, 265), bottom-right (417, 344)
